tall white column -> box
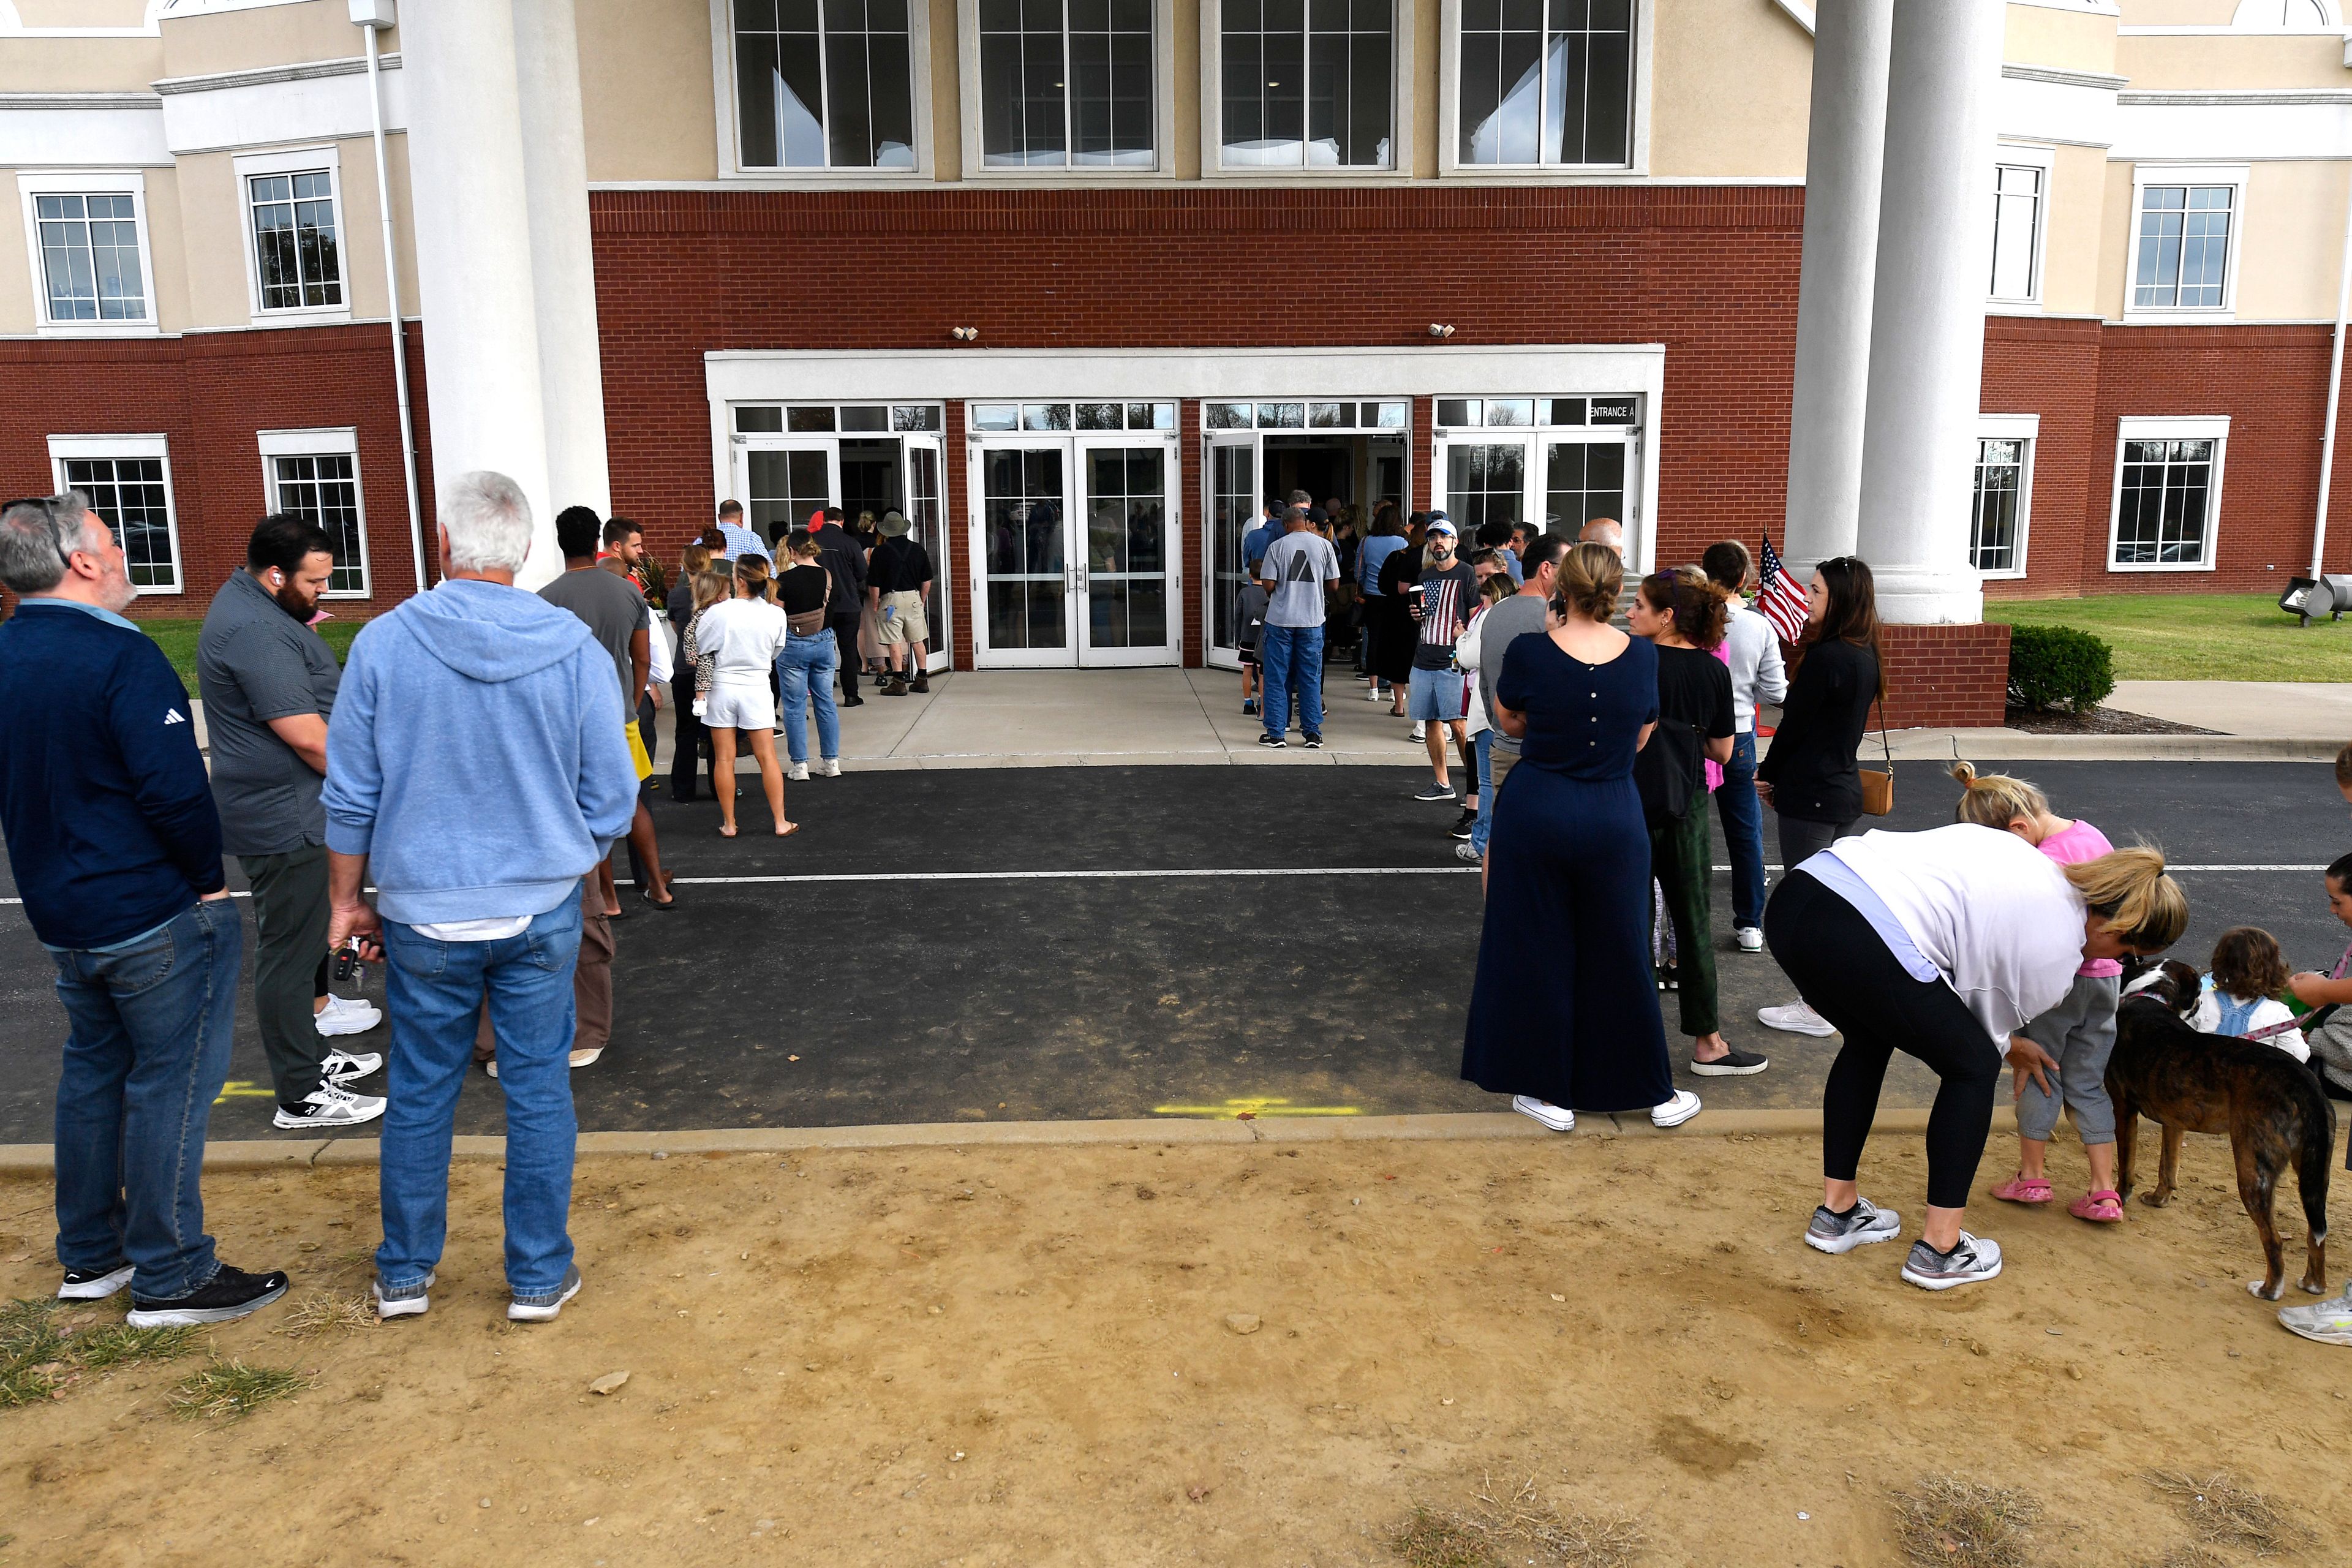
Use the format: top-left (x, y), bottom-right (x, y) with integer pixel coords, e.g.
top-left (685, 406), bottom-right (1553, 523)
top-left (402, 0), bottom-right (609, 590)
top-left (1782, 0), bottom-right (1892, 572)
top-left (1853, 0), bottom-right (2003, 624)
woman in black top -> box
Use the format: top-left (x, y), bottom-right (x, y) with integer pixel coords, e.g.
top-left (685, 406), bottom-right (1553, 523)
top-left (1754, 555), bottom-right (1886, 1038)
top-left (1372, 514), bottom-right (1425, 715)
top-left (1627, 568), bottom-right (1764, 1079)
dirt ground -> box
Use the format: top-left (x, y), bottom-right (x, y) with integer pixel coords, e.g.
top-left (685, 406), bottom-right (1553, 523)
top-left (1, 1126), bottom-right (2346, 1568)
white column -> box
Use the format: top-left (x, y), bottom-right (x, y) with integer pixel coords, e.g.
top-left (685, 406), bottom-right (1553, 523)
top-left (1853, 0), bottom-right (2003, 624)
top-left (1782, 0), bottom-right (1892, 572)
top-left (402, 0), bottom-right (609, 590)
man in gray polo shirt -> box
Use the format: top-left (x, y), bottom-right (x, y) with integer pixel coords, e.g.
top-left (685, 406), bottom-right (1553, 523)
top-left (1458, 532), bottom-right (1566, 865)
top-left (196, 514), bottom-right (386, 1129)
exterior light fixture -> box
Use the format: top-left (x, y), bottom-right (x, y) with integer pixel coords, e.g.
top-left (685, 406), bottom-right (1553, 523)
top-left (1428, 323), bottom-right (1455, 338)
top-left (951, 326), bottom-right (979, 341)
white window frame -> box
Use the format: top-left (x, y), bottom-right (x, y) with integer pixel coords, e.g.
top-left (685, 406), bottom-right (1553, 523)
top-left (958, 0), bottom-right (1180, 179)
top-left (1436, 0), bottom-right (1653, 179)
top-left (1198, 0), bottom-right (1415, 178)
top-left (707, 0), bottom-right (937, 181)
top-left (258, 426), bottom-right (371, 599)
top-left (1988, 143), bottom-right (2052, 312)
top-left (232, 145), bottom-right (350, 326)
top-left (16, 170), bottom-right (159, 336)
top-left (47, 432), bottom-right (182, 595)
top-left (2124, 164), bottom-right (2246, 325)
top-left (1971, 413), bottom-right (2038, 581)
top-left (2106, 414), bottom-right (2228, 575)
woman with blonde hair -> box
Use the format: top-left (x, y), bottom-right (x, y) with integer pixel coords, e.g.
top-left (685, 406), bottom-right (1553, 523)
top-left (1460, 541), bottom-right (1705, 1136)
top-left (1766, 821), bottom-right (2186, 1290)
top-left (690, 556), bottom-right (796, 838)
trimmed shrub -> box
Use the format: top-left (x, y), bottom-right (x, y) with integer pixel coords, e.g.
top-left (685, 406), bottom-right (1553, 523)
top-left (2007, 624), bottom-right (2116, 713)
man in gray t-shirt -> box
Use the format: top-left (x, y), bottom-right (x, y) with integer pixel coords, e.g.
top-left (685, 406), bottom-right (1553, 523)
top-left (1463, 533), bottom-right (1567, 865)
top-left (1253, 507), bottom-right (1340, 748)
top-left (197, 514), bottom-right (386, 1128)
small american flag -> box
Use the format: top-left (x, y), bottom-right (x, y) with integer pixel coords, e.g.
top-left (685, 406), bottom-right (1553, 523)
top-left (1757, 537), bottom-right (1810, 644)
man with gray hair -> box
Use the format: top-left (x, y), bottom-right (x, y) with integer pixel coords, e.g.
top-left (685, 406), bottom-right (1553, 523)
top-left (0, 493), bottom-right (288, 1327)
top-left (323, 470), bottom-right (637, 1325)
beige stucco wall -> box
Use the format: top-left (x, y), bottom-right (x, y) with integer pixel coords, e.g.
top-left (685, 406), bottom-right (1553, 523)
top-left (930, 0), bottom-right (962, 178)
top-left (157, 2), bottom-right (398, 81)
top-left (2237, 157), bottom-right (2352, 319)
top-left (140, 163), bottom-right (189, 333)
top-left (2038, 141), bottom-right (2111, 317)
top-left (12, 0), bottom-right (148, 26)
top-left (578, 0), bottom-right (714, 182)
top-left (2097, 155), bottom-right (2136, 319)
top-left (1412, 0), bottom-right (1438, 178)
top-left (2117, 33), bottom-right (2351, 88)
top-left (1170, 0), bottom-right (1200, 178)
top-left (0, 35), bottom-right (162, 92)
top-left (2004, 2), bottom-right (2119, 75)
top-left (0, 178), bottom-right (33, 335)
top-left (1646, 0), bottom-right (1812, 178)
top-left (2116, 0), bottom-right (2241, 24)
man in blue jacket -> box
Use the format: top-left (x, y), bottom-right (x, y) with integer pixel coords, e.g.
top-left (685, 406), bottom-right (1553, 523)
top-left (324, 470), bottom-right (636, 1325)
top-left (0, 493), bottom-right (288, 1328)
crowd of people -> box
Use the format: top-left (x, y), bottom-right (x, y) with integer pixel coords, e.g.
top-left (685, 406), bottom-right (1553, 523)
top-left (2, 470), bottom-right (2348, 1345)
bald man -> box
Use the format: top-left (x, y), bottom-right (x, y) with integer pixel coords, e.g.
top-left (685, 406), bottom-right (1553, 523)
top-left (1578, 517), bottom-right (1625, 559)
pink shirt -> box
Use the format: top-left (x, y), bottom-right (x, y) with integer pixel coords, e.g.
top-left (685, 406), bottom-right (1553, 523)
top-left (2036, 818), bottom-right (2120, 978)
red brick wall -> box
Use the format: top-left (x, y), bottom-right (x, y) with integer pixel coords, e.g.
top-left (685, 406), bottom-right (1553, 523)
top-left (1875, 621), bottom-right (2010, 729)
top-left (0, 322), bottom-right (434, 620)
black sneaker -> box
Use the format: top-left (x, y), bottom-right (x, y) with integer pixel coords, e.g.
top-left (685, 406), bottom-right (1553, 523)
top-left (1301, 734), bottom-right (1324, 749)
top-left (1256, 733), bottom-right (1286, 748)
top-left (1450, 809), bottom-right (1476, 840)
top-left (126, 1263), bottom-right (289, 1327)
top-left (58, 1262), bottom-right (135, 1300)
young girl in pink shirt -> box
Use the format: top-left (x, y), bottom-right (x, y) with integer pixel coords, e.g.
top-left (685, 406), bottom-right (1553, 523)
top-left (1951, 763), bottom-right (2128, 1223)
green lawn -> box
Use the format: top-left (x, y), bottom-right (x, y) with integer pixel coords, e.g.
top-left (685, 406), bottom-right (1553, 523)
top-left (1985, 593), bottom-right (2352, 682)
top-left (139, 616), bottom-right (363, 686)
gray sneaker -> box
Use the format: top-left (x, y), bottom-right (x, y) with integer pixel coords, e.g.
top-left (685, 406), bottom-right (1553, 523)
top-left (1900, 1231), bottom-right (2003, 1291)
top-left (508, 1264), bottom-right (582, 1322)
top-left (2277, 1289), bottom-right (2352, 1346)
top-left (1804, 1196), bottom-right (1901, 1254)
top-left (374, 1270), bottom-right (437, 1320)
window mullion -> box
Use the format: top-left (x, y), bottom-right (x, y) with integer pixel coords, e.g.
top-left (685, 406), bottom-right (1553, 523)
top-left (816, 8), bottom-right (834, 170)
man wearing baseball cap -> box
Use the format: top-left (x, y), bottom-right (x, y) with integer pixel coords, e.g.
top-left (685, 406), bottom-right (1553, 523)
top-left (1408, 512), bottom-right (1476, 802)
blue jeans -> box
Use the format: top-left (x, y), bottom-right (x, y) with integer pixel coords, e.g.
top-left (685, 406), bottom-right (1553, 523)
top-left (1260, 623), bottom-right (1325, 738)
top-left (1469, 730), bottom-right (1496, 855)
top-left (1713, 729), bottom-right (1767, 929)
top-left (378, 894), bottom-right (584, 1297)
top-left (774, 631), bottom-right (841, 764)
top-left (50, 899), bottom-right (242, 1298)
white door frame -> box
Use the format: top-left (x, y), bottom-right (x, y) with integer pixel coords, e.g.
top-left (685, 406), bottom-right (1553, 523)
top-left (1071, 431), bottom-right (1182, 668)
top-left (1432, 424), bottom-right (1646, 571)
top-left (967, 434), bottom-right (1079, 668)
top-left (899, 433), bottom-right (951, 674)
top-left (1202, 430), bottom-right (1259, 673)
top-left (731, 437), bottom-right (840, 544)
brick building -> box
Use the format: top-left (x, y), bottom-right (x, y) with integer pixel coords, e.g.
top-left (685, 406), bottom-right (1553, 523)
top-left (2, 0), bottom-right (2350, 725)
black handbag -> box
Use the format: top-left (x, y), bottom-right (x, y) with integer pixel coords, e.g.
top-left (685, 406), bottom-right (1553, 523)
top-left (1637, 717), bottom-right (1705, 826)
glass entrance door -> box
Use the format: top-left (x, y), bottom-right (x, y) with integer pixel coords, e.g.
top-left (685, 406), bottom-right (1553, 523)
top-left (1207, 434), bottom-right (1257, 666)
top-left (976, 443), bottom-right (1074, 666)
top-left (900, 436), bottom-right (948, 673)
top-left (1076, 439), bottom-right (1175, 665)
top-left (1540, 435), bottom-right (1629, 536)
top-left (737, 439), bottom-right (837, 548)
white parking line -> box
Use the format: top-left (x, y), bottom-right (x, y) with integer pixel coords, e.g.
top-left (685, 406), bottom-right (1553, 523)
top-left (0, 862), bottom-right (2326, 905)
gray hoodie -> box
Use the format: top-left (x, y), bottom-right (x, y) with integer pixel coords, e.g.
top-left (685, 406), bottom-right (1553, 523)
top-left (323, 578), bottom-right (638, 926)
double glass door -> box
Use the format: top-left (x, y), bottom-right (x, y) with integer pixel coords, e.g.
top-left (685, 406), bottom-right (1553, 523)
top-left (735, 434), bottom-right (948, 673)
top-left (973, 435), bottom-right (1178, 666)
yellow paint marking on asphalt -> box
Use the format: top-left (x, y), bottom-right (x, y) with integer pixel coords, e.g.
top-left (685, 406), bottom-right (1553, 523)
top-left (212, 1080), bottom-right (276, 1104)
top-left (1150, 1097), bottom-right (1362, 1119)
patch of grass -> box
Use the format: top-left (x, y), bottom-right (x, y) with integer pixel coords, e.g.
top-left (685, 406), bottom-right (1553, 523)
top-left (2146, 1472), bottom-right (2313, 1557)
top-left (2135, 1548), bottom-right (2228, 1568)
top-left (1985, 594), bottom-right (2352, 683)
top-left (0, 1297), bottom-right (200, 1408)
top-left (1389, 1474), bottom-right (1645, 1568)
top-left (135, 615), bottom-right (363, 687)
top-left (69, 1321), bottom-right (200, 1371)
top-left (278, 1289), bottom-right (374, 1340)
top-left (1891, 1476), bottom-right (2041, 1568)
top-left (168, 1359), bottom-right (311, 1421)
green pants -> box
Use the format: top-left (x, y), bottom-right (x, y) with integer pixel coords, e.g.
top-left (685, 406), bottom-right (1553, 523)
top-left (239, 842), bottom-right (331, 1104)
top-left (1648, 804), bottom-right (1717, 1040)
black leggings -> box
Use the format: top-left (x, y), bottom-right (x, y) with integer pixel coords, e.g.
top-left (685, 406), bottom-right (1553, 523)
top-left (1765, 870), bottom-right (2001, 1209)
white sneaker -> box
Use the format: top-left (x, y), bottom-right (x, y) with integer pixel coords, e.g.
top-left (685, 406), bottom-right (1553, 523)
top-left (1511, 1095), bottom-right (1574, 1132)
top-left (819, 757), bottom-right (840, 777)
top-left (1758, 1001), bottom-right (1836, 1037)
top-left (1901, 1231), bottom-right (2004, 1291)
top-left (2278, 1289), bottom-right (2352, 1346)
top-left (1735, 926), bottom-right (1765, 954)
top-left (322, 1047), bottom-right (383, 1083)
top-left (314, 995), bottom-right (383, 1036)
top-left (1650, 1090), bottom-right (1702, 1128)
top-left (1363, 687), bottom-right (1382, 702)
top-left (570, 1047), bottom-right (603, 1069)
top-left (1410, 722), bottom-right (1427, 741)
top-left (272, 1083), bottom-right (386, 1130)
top-left (788, 761), bottom-right (810, 782)
top-left (373, 1270), bottom-right (435, 1320)
top-left (1453, 842), bottom-right (1482, 864)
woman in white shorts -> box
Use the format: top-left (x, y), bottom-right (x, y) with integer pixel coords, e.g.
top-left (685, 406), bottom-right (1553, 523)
top-left (693, 556), bottom-right (796, 838)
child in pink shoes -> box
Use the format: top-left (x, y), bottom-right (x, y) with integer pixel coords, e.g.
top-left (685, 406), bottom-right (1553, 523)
top-left (1951, 763), bottom-right (2127, 1224)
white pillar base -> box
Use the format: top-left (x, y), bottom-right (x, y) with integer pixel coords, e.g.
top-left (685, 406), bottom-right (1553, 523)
top-left (1868, 565), bottom-right (1984, 627)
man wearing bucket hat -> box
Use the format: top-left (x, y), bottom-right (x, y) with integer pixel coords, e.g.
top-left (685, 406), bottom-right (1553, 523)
top-left (869, 510), bottom-right (933, 696)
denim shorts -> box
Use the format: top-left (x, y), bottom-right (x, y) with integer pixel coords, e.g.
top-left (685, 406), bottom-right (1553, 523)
top-left (1407, 665), bottom-right (1466, 722)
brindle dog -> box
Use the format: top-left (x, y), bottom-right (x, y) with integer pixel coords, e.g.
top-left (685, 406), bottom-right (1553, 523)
top-left (2108, 960), bottom-right (2334, 1300)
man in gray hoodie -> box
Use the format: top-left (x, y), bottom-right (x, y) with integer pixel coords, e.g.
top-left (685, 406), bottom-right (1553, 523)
top-left (325, 470), bottom-right (637, 1325)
